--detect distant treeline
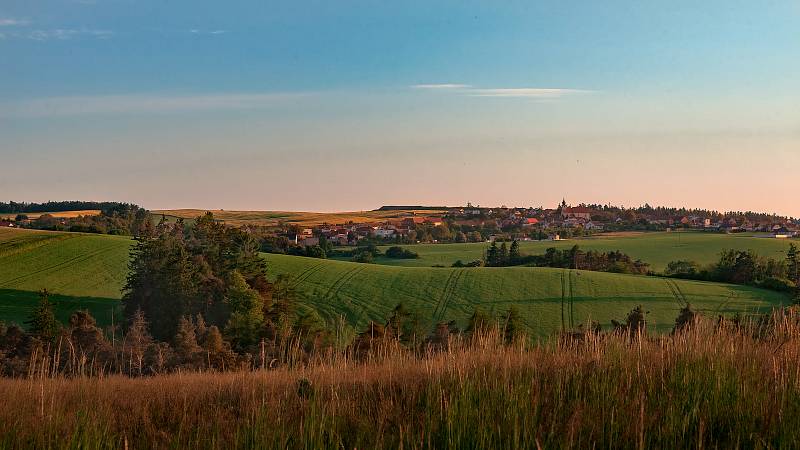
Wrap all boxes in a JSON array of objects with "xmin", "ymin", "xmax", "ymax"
[
  {"xmin": 476, "ymin": 241, "xmax": 650, "ymax": 275},
  {"xmin": 573, "ymin": 203, "xmax": 793, "ymax": 223},
  {"xmin": 0, "ymin": 201, "xmax": 137, "ymax": 214},
  {"xmin": 376, "ymin": 206, "xmax": 449, "ymax": 211},
  {"xmin": 665, "ymin": 244, "xmax": 800, "ymax": 296}
]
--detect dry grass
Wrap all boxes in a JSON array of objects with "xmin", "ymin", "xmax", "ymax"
[
  {"xmin": 4, "ymin": 315, "xmax": 800, "ymax": 449},
  {"xmin": 153, "ymin": 209, "xmax": 447, "ymax": 227},
  {"xmin": 0, "ymin": 210, "xmax": 101, "ymax": 220}
]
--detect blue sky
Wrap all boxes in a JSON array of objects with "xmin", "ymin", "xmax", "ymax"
[{"xmin": 1, "ymin": 1, "xmax": 798, "ymax": 214}]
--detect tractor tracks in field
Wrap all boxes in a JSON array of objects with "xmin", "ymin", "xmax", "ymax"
[
  {"xmin": 663, "ymin": 278, "xmax": 688, "ymax": 308},
  {"xmin": 433, "ymin": 269, "xmax": 465, "ymax": 323},
  {"xmin": 0, "ymin": 241, "xmax": 120, "ymax": 288},
  {"xmin": 289, "ymin": 261, "xmax": 327, "ymax": 288},
  {"xmin": 321, "ymin": 265, "xmax": 367, "ymax": 302}
]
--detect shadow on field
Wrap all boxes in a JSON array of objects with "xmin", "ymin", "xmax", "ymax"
[{"xmin": 0, "ymin": 289, "xmax": 120, "ymax": 329}]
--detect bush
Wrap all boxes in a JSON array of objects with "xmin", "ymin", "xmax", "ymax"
[
  {"xmin": 385, "ymin": 246, "xmax": 419, "ymax": 259},
  {"xmin": 758, "ymin": 277, "xmax": 797, "ymax": 293}
]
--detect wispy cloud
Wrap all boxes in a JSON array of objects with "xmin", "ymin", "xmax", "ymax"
[
  {"xmin": 0, "ymin": 18, "xmax": 30, "ymax": 26},
  {"xmin": 0, "ymin": 28, "xmax": 112, "ymax": 40},
  {"xmin": 189, "ymin": 29, "xmax": 228, "ymax": 35},
  {"xmin": 411, "ymin": 83, "xmax": 592, "ymax": 99},
  {"xmin": 469, "ymin": 88, "xmax": 589, "ymax": 98},
  {"xmin": 1, "ymin": 92, "xmax": 310, "ymax": 118},
  {"xmin": 411, "ymin": 84, "xmax": 471, "ymax": 89}
]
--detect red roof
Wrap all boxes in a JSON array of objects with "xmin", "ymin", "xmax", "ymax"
[
  {"xmin": 563, "ymin": 206, "xmax": 594, "ymax": 214},
  {"xmin": 525, "ymin": 218, "xmax": 539, "ymax": 224}
]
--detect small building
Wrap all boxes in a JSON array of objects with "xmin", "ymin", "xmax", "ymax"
[{"xmin": 561, "ymin": 206, "xmax": 593, "ymax": 220}]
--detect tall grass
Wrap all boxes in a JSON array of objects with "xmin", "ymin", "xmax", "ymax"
[{"xmin": 4, "ymin": 313, "xmax": 800, "ymax": 449}]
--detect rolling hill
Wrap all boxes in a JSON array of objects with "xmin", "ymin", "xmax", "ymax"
[
  {"xmin": 263, "ymin": 253, "xmax": 788, "ymax": 336},
  {"xmin": 352, "ymin": 232, "xmax": 796, "ymax": 272},
  {"xmin": 0, "ymin": 228, "xmax": 791, "ymax": 336}
]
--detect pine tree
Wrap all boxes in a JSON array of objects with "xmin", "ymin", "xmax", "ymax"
[
  {"xmin": 485, "ymin": 241, "xmax": 499, "ymax": 267},
  {"xmin": 509, "ymin": 240, "xmax": 521, "ymax": 264},
  {"xmin": 224, "ymin": 271, "xmax": 264, "ymax": 351},
  {"xmin": 499, "ymin": 242, "xmax": 509, "ymax": 266},
  {"xmin": 466, "ymin": 308, "xmax": 493, "ymax": 337},
  {"xmin": 502, "ymin": 307, "xmax": 523, "ymax": 344},
  {"xmin": 26, "ymin": 289, "xmax": 60, "ymax": 343},
  {"xmin": 787, "ymin": 243, "xmax": 799, "ymax": 283}
]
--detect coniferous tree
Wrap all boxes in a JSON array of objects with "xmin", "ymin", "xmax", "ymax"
[
  {"xmin": 501, "ymin": 306, "xmax": 523, "ymax": 344},
  {"xmin": 499, "ymin": 242, "xmax": 509, "ymax": 266},
  {"xmin": 509, "ymin": 240, "xmax": 521, "ymax": 264},
  {"xmin": 466, "ymin": 308, "xmax": 493, "ymax": 337},
  {"xmin": 224, "ymin": 271, "xmax": 265, "ymax": 350},
  {"xmin": 787, "ymin": 244, "xmax": 799, "ymax": 283},
  {"xmin": 25, "ymin": 289, "xmax": 59, "ymax": 343}
]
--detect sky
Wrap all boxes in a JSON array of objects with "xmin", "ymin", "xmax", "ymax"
[{"xmin": 1, "ymin": 1, "xmax": 798, "ymax": 216}]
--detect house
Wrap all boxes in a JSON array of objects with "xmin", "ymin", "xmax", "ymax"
[
  {"xmin": 0, "ymin": 221, "xmax": 14, "ymax": 228},
  {"xmin": 584, "ymin": 221, "xmax": 604, "ymax": 231},
  {"xmin": 374, "ymin": 228, "xmax": 396, "ymax": 238},
  {"xmin": 561, "ymin": 206, "xmax": 593, "ymax": 220},
  {"xmin": 772, "ymin": 228, "xmax": 797, "ymax": 239},
  {"xmin": 522, "ymin": 218, "xmax": 539, "ymax": 227},
  {"xmin": 298, "ymin": 236, "xmax": 320, "ymax": 247}
]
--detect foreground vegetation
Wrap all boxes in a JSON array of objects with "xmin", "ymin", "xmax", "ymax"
[{"xmin": 4, "ymin": 312, "xmax": 800, "ymax": 448}]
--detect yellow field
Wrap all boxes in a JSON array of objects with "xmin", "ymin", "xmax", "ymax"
[
  {"xmin": 0, "ymin": 210, "xmax": 101, "ymax": 220},
  {"xmin": 153, "ymin": 209, "xmax": 448, "ymax": 226}
]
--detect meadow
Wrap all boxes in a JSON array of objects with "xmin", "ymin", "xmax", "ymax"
[
  {"xmin": 4, "ymin": 316, "xmax": 800, "ymax": 449},
  {"xmin": 153, "ymin": 208, "xmax": 447, "ymax": 227},
  {"xmin": 0, "ymin": 228, "xmax": 792, "ymax": 336},
  {"xmin": 0, "ymin": 228, "xmax": 129, "ymax": 327},
  {"xmin": 357, "ymin": 232, "xmax": 795, "ymax": 271},
  {"xmin": 0, "ymin": 210, "xmax": 101, "ymax": 220},
  {"xmin": 263, "ymin": 253, "xmax": 787, "ymax": 336}
]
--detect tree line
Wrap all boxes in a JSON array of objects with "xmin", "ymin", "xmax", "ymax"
[
  {"xmin": 665, "ymin": 244, "xmax": 800, "ymax": 298},
  {"xmin": 478, "ymin": 241, "xmax": 650, "ymax": 275}
]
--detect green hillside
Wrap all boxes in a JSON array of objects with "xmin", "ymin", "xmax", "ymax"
[
  {"xmin": 263, "ymin": 253, "xmax": 788, "ymax": 337},
  {"xmin": 350, "ymin": 232, "xmax": 796, "ymax": 271},
  {"xmin": 0, "ymin": 228, "xmax": 790, "ymax": 336},
  {"xmin": 0, "ymin": 228, "xmax": 130, "ymax": 326}
]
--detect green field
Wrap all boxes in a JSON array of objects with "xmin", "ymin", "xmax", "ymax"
[
  {"xmin": 350, "ymin": 232, "xmax": 796, "ymax": 271},
  {"xmin": 263, "ymin": 253, "xmax": 788, "ymax": 336},
  {"xmin": 0, "ymin": 228, "xmax": 791, "ymax": 336},
  {"xmin": 0, "ymin": 228, "xmax": 130, "ymax": 327}
]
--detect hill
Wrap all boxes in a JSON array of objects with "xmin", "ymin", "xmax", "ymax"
[
  {"xmin": 153, "ymin": 208, "xmax": 447, "ymax": 227},
  {"xmin": 351, "ymin": 232, "xmax": 796, "ymax": 272},
  {"xmin": 0, "ymin": 228, "xmax": 790, "ymax": 336},
  {"xmin": 263, "ymin": 253, "xmax": 788, "ymax": 336},
  {"xmin": 0, "ymin": 228, "xmax": 130, "ymax": 326}
]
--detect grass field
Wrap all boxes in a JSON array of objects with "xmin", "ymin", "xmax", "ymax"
[
  {"xmin": 350, "ymin": 232, "xmax": 797, "ymax": 271},
  {"xmin": 153, "ymin": 208, "xmax": 447, "ymax": 227},
  {"xmin": 263, "ymin": 253, "xmax": 788, "ymax": 336},
  {"xmin": 0, "ymin": 228, "xmax": 129, "ymax": 327},
  {"xmin": 0, "ymin": 228, "xmax": 790, "ymax": 336},
  {"xmin": 0, "ymin": 210, "xmax": 101, "ymax": 220}
]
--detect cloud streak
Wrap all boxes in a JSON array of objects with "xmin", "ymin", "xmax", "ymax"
[
  {"xmin": 0, "ymin": 92, "xmax": 310, "ymax": 118},
  {"xmin": 0, "ymin": 18, "xmax": 29, "ymax": 26},
  {"xmin": 0, "ymin": 28, "xmax": 113, "ymax": 40},
  {"xmin": 411, "ymin": 83, "xmax": 592, "ymax": 99}
]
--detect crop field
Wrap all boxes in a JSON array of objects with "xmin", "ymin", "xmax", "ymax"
[
  {"xmin": 0, "ymin": 228, "xmax": 129, "ymax": 327},
  {"xmin": 353, "ymin": 232, "xmax": 796, "ymax": 271},
  {"xmin": 0, "ymin": 228, "xmax": 791, "ymax": 336},
  {"xmin": 153, "ymin": 208, "xmax": 447, "ymax": 227},
  {"xmin": 263, "ymin": 253, "xmax": 788, "ymax": 337},
  {"xmin": 0, "ymin": 210, "xmax": 101, "ymax": 220}
]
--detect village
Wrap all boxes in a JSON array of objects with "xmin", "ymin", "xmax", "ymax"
[{"xmin": 281, "ymin": 202, "xmax": 800, "ymax": 248}]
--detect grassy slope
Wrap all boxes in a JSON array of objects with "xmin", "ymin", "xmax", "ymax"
[
  {"xmin": 352, "ymin": 232, "xmax": 796, "ymax": 271},
  {"xmin": 0, "ymin": 228, "xmax": 789, "ymax": 336},
  {"xmin": 0, "ymin": 228, "xmax": 130, "ymax": 326},
  {"xmin": 263, "ymin": 253, "xmax": 788, "ymax": 336},
  {"xmin": 153, "ymin": 209, "xmax": 447, "ymax": 227}
]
